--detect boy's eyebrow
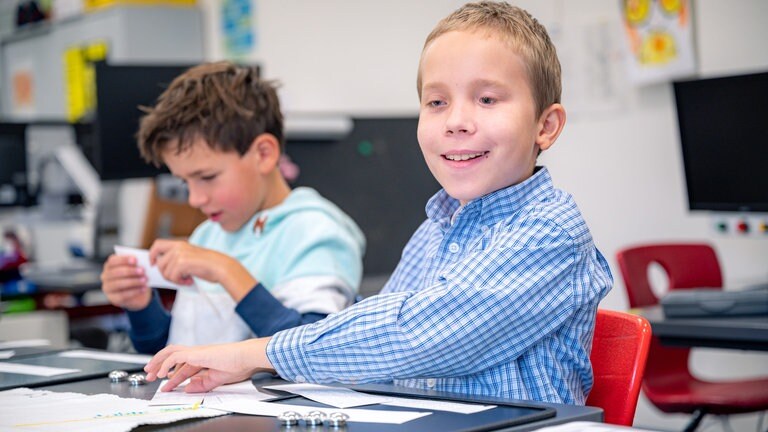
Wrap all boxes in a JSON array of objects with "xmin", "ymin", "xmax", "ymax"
[
  {"xmin": 472, "ymin": 78, "xmax": 507, "ymax": 89},
  {"xmin": 420, "ymin": 82, "xmax": 447, "ymax": 94},
  {"xmin": 183, "ymin": 169, "xmax": 214, "ymax": 178},
  {"xmin": 421, "ymin": 79, "xmax": 509, "ymax": 94}
]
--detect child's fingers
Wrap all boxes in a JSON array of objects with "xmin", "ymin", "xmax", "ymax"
[
  {"xmin": 145, "ymin": 344, "xmax": 185, "ymax": 380},
  {"xmin": 185, "ymin": 373, "xmax": 222, "ymax": 393},
  {"xmin": 149, "ymin": 239, "xmax": 174, "ymax": 265},
  {"xmin": 162, "ymin": 363, "xmax": 203, "ymax": 392}
]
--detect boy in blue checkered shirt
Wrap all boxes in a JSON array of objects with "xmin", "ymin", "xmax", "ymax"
[{"xmin": 145, "ymin": 1, "xmax": 612, "ymax": 404}]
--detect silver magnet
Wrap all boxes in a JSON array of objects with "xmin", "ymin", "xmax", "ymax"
[
  {"xmin": 277, "ymin": 411, "xmax": 301, "ymax": 427},
  {"xmin": 128, "ymin": 373, "xmax": 147, "ymax": 386},
  {"xmin": 108, "ymin": 370, "xmax": 128, "ymax": 383},
  {"xmin": 304, "ymin": 410, "xmax": 327, "ymax": 426},
  {"xmin": 327, "ymin": 412, "xmax": 349, "ymax": 427}
]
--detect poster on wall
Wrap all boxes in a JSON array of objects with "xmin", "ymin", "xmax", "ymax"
[
  {"xmin": 221, "ymin": 0, "xmax": 256, "ymax": 59},
  {"xmin": 62, "ymin": 40, "xmax": 108, "ymax": 122},
  {"xmin": 620, "ymin": 0, "xmax": 696, "ymax": 86},
  {"xmin": 11, "ymin": 63, "xmax": 36, "ymax": 116}
]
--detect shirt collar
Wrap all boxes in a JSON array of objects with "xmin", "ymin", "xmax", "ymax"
[{"xmin": 425, "ymin": 166, "xmax": 554, "ymax": 228}]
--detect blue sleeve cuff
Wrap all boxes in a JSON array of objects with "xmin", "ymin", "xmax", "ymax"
[
  {"xmin": 236, "ymin": 283, "xmax": 326, "ymax": 337},
  {"xmin": 126, "ymin": 290, "xmax": 171, "ymax": 354}
]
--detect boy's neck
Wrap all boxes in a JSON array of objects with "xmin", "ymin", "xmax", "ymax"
[{"xmin": 259, "ymin": 171, "xmax": 292, "ymax": 211}]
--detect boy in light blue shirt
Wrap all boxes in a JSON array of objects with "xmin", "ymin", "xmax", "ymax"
[
  {"xmin": 145, "ymin": 2, "xmax": 612, "ymax": 404},
  {"xmin": 100, "ymin": 62, "xmax": 365, "ymax": 354}
]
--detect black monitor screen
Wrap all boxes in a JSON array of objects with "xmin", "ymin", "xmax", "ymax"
[
  {"xmin": 0, "ymin": 123, "xmax": 30, "ymax": 206},
  {"xmin": 674, "ymin": 71, "xmax": 768, "ymax": 212},
  {"xmin": 89, "ymin": 62, "xmax": 194, "ymax": 180},
  {"xmin": 287, "ymin": 118, "xmax": 439, "ymax": 275}
]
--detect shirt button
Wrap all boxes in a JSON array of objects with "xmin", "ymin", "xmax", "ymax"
[
  {"xmin": 448, "ymin": 242, "xmax": 460, "ymax": 253},
  {"xmin": 295, "ymin": 375, "xmax": 306, "ymax": 383},
  {"xmin": 481, "ymin": 226, "xmax": 489, "ymax": 233},
  {"xmin": 426, "ymin": 378, "xmax": 437, "ymax": 388}
]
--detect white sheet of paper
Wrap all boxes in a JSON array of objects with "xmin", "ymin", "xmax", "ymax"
[
  {"xmin": 114, "ymin": 245, "xmax": 197, "ymax": 290},
  {"xmin": 381, "ymin": 395, "xmax": 496, "ymax": 414},
  {"xmin": 0, "ymin": 387, "xmax": 226, "ymax": 432},
  {"xmin": 201, "ymin": 380, "xmax": 278, "ymax": 405},
  {"xmin": 264, "ymin": 383, "xmax": 390, "ymax": 408},
  {"xmin": 0, "ymin": 362, "xmax": 79, "ymax": 377},
  {"xmin": 0, "ymin": 339, "xmax": 50, "ymax": 349},
  {"xmin": 0, "ymin": 350, "xmax": 15, "ymax": 359},
  {"xmin": 535, "ymin": 421, "xmax": 658, "ymax": 432},
  {"xmin": 205, "ymin": 400, "xmax": 430, "ymax": 424},
  {"xmin": 58, "ymin": 350, "xmax": 152, "ymax": 364},
  {"xmin": 151, "ymin": 379, "xmax": 276, "ymax": 407},
  {"xmin": 150, "ymin": 385, "xmax": 204, "ymax": 407}
]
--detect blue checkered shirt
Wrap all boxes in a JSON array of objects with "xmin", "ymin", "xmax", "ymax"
[{"xmin": 267, "ymin": 167, "xmax": 612, "ymax": 404}]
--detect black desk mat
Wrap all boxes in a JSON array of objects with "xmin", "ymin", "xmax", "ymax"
[{"xmin": 0, "ymin": 349, "xmax": 146, "ymax": 391}]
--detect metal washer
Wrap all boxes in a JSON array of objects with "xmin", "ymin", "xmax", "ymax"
[
  {"xmin": 128, "ymin": 373, "xmax": 147, "ymax": 386},
  {"xmin": 108, "ymin": 370, "xmax": 128, "ymax": 383}
]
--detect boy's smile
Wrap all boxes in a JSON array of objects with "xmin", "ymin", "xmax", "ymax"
[{"xmin": 417, "ymin": 29, "xmax": 558, "ymax": 205}]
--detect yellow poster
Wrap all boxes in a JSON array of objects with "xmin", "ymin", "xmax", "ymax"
[
  {"xmin": 620, "ymin": 0, "xmax": 696, "ymax": 85},
  {"xmin": 63, "ymin": 40, "xmax": 108, "ymax": 122}
]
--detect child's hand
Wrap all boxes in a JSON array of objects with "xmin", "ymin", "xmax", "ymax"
[
  {"xmin": 100, "ymin": 254, "xmax": 151, "ymax": 311},
  {"xmin": 144, "ymin": 338, "xmax": 275, "ymax": 393},
  {"xmin": 148, "ymin": 239, "xmax": 225, "ymax": 285},
  {"xmin": 148, "ymin": 239, "xmax": 257, "ymax": 301}
]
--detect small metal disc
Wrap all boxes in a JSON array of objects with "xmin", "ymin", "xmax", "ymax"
[
  {"xmin": 277, "ymin": 411, "xmax": 301, "ymax": 426},
  {"xmin": 304, "ymin": 410, "xmax": 327, "ymax": 426},
  {"xmin": 327, "ymin": 412, "xmax": 349, "ymax": 427},
  {"xmin": 108, "ymin": 370, "xmax": 128, "ymax": 383},
  {"xmin": 128, "ymin": 373, "xmax": 147, "ymax": 386}
]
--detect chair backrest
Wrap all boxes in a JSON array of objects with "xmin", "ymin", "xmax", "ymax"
[
  {"xmin": 616, "ymin": 244, "xmax": 723, "ymax": 308},
  {"xmin": 586, "ymin": 309, "xmax": 652, "ymax": 426}
]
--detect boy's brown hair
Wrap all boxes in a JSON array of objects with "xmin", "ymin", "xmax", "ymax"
[
  {"xmin": 417, "ymin": 1, "xmax": 561, "ymax": 118},
  {"xmin": 137, "ymin": 61, "xmax": 284, "ymax": 166}
]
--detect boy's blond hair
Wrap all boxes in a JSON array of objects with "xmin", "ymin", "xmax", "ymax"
[
  {"xmin": 417, "ymin": 1, "xmax": 561, "ymax": 117},
  {"xmin": 137, "ymin": 61, "xmax": 284, "ymax": 166}
]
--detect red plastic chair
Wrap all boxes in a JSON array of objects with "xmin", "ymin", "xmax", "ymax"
[
  {"xmin": 616, "ymin": 243, "xmax": 768, "ymax": 432},
  {"xmin": 586, "ymin": 309, "xmax": 652, "ymax": 426}
]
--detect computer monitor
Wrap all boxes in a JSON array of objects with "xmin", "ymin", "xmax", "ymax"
[
  {"xmin": 0, "ymin": 122, "xmax": 31, "ymax": 207},
  {"xmin": 85, "ymin": 62, "xmax": 195, "ymax": 180},
  {"xmin": 674, "ymin": 71, "xmax": 768, "ymax": 212}
]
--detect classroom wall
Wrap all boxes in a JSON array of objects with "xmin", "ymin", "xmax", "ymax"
[{"xmin": 197, "ymin": 1, "xmax": 768, "ymax": 430}]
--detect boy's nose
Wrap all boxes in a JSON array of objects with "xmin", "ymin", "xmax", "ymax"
[
  {"xmin": 187, "ymin": 187, "xmax": 207, "ymax": 208},
  {"xmin": 444, "ymin": 103, "xmax": 475, "ymax": 135}
]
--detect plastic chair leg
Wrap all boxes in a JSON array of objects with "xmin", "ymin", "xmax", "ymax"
[{"xmin": 683, "ymin": 408, "xmax": 707, "ymax": 432}]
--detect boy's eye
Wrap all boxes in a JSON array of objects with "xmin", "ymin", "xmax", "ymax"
[
  {"xmin": 426, "ymin": 100, "xmax": 445, "ymax": 108},
  {"xmin": 200, "ymin": 174, "xmax": 217, "ymax": 181},
  {"xmin": 479, "ymin": 96, "xmax": 496, "ymax": 105}
]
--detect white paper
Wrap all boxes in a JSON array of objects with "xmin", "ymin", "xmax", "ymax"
[
  {"xmin": 0, "ymin": 388, "xmax": 226, "ymax": 432},
  {"xmin": 0, "ymin": 350, "xmax": 15, "ymax": 359},
  {"xmin": 536, "ymin": 421, "xmax": 657, "ymax": 431},
  {"xmin": 114, "ymin": 245, "xmax": 197, "ymax": 290},
  {"xmin": 150, "ymin": 379, "xmax": 204, "ymax": 406},
  {"xmin": 381, "ymin": 395, "xmax": 496, "ymax": 414},
  {"xmin": 205, "ymin": 400, "xmax": 430, "ymax": 424},
  {"xmin": 264, "ymin": 383, "xmax": 390, "ymax": 408},
  {"xmin": 151, "ymin": 379, "xmax": 276, "ymax": 407},
  {"xmin": 0, "ymin": 339, "xmax": 50, "ymax": 349},
  {"xmin": 201, "ymin": 380, "xmax": 278, "ymax": 405},
  {"xmin": 0, "ymin": 362, "xmax": 79, "ymax": 377},
  {"xmin": 58, "ymin": 350, "xmax": 152, "ymax": 364}
]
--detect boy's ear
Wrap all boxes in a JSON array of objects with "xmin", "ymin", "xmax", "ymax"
[
  {"xmin": 535, "ymin": 103, "xmax": 566, "ymax": 152},
  {"xmin": 248, "ymin": 133, "xmax": 281, "ymax": 173}
]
